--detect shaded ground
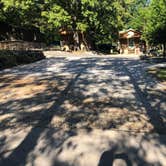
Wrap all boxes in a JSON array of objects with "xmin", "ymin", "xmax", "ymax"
[
  {"xmin": 0, "ymin": 54, "xmax": 166, "ymax": 166},
  {"xmin": 148, "ymin": 67, "xmax": 166, "ymax": 82}
]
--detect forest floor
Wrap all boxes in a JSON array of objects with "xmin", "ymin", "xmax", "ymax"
[{"xmin": 0, "ymin": 53, "xmax": 166, "ymax": 166}]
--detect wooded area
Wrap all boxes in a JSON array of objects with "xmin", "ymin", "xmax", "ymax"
[
  {"xmin": 0, "ymin": 0, "xmax": 165, "ymax": 54},
  {"xmin": 0, "ymin": 1, "xmax": 166, "ymax": 165}
]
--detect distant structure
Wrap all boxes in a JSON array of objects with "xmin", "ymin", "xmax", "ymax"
[
  {"xmin": 119, "ymin": 29, "xmax": 146, "ymax": 54},
  {"xmin": 59, "ymin": 28, "xmax": 90, "ymax": 51},
  {"xmin": 0, "ymin": 21, "xmax": 45, "ymax": 50}
]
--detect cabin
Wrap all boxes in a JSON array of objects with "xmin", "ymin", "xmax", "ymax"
[
  {"xmin": 119, "ymin": 29, "xmax": 146, "ymax": 54},
  {"xmin": 59, "ymin": 29, "xmax": 90, "ymax": 51}
]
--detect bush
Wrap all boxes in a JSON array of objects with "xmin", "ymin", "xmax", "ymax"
[
  {"xmin": 139, "ymin": 54, "xmax": 149, "ymax": 60},
  {"xmin": 96, "ymin": 44, "xmax": 120, "ymax": 54},
  {"xmin": 0, "ymin": 50, "xmax": 45, "ymax": 70}
]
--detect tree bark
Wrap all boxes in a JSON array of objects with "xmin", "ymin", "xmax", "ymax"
[
  {"xmin": 73, "ymin": 30, "xmax": 80, "ymax": 51},
  {"xmin": 163, "ymin": 43, "xmax": 166, "ymax": 57},
  {"xmin": 81, "ymin": 32, "xmax": 89, "ymax": 51}
]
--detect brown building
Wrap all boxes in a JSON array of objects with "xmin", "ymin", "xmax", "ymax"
[
  {"xmin": 119, "ymin": 29, "xmax": 146, "ymax": 54},
  {"xmin": 59, "ymin": 29, "xmax": 91, "ymax": 51}
]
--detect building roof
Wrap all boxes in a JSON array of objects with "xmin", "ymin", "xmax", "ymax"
[{"xmin": 119, "ymin": 29, "xmax": 141, "ymax": 39}]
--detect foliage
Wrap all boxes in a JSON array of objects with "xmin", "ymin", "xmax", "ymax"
[
  {"xmin": 123, "ymin": 0, "xmax": 149, "ymax": 29},
  {"xmin": 0, "ymin": 50, "xmax": 45, "ymax": 69},
  {"xmin": 122, "ymin": 0, "xmax": 166, "ymax": 55},
  {"xmin": 148, "ymin": 67, "xmax": 166, "ymax": 81},
  {"xmin": 0, "ymin": 0, "xmax": 166, "ymax": 50},
  {"xmin": 144, "ymin": 0, "xmax": 166, "ymax": 45},
  {"xmin": 0, "ymin": 0, "xmax": 126, "ymax": 46},
  {"xmin": 40, "ymin": 0, "xmax": 124, "ymax": 46}
]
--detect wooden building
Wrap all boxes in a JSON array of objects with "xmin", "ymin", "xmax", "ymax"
[
  {"xmin": 119, "ymin": 29, "xmax": 146, "ymax": 54},
  {"xmin": 59, "ymin": 29, "xmax": 89, "ymax": 51}
]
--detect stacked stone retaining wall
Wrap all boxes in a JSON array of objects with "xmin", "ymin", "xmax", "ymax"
[{"xmin": 0, "ymin": 41, "xmax": 45, "ymax": 50}]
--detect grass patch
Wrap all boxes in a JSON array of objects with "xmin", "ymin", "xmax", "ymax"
[
  {"xmin": 157, "ymin": 68, "xmax": 166, "ymax": 80},
  {"xmin": 148, "ymin": 67, "xmax": 166, "ymax": 81},
  {"xmin": 140, "ymin": 55, "xmax": 166, "ymax": 63}
]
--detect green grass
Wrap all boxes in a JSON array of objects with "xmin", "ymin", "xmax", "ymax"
[
  {"xmin": 156, "ymin": 68, "xmax": 166, "ymax": 80},
  {"xmin": 148, "ymin": 67, "xmax": 166, "ymax": 81}
]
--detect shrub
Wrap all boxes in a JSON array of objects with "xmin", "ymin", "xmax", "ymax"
[{"xmin": 0, "ymin": 50, "xmax": 45, "ymax": 70}]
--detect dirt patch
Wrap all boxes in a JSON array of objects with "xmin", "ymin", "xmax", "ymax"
[{"xmin": 0, "ymin": 75, "xmax": 54, "ymax": 103}]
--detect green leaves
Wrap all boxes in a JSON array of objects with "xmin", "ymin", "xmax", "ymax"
[
  {"xmin": 41, "ymin": 4, "xmax": 71, "ymax": 28},
  {"xmin": 142, "ymin": 0, "xmax": 166, "ymax": 44},
  {"xmin": 0, "ymin": 0, "xmax": 144, "ymax": 44},
  {"xmin": 121, "ymin": 0, "xmax": 166, "ymax": 47}
]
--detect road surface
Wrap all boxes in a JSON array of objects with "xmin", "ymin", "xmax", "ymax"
[{"xmin": 0, "ymin": 53, "xmax": 166, "ymax": 166}]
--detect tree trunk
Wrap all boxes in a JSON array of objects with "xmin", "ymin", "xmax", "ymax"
[
  {"xmin": 81, "ymin": 32, "xmax": 89, "ymax": 51},
  {"xmin": 73, "ymin": 30, "xmax": 80, "ymax": 51},
  {"xmin": 85, "ymin": 32, "xmax": 96, "ymax": 50},
  {"xmin": 163, "ymin": 43, "xmax": 166, "ymax": 57}
]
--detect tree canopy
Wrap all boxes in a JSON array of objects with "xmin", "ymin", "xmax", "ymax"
[
  {"xmin": 0, "ymin": 0, "xmax": 126, "ymax": 46},
  {"xmin": 125, "ymin": 0, "xmax": 166, "ymax": 54},
  {"xmin": 0, "ymin": 0, "xmax": 166, "ymax": 52}
]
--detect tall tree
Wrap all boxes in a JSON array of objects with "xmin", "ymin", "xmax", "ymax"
[
  {"xmin": 121, "ymin": 0, "xmax": 166, "ymax": 56},
  {"xmin": 41, "ymin": 0, "xmax": 124, "ymax": 49},
  {"xmin": 1, "ymin": 0, "xmax": 144, "ymax": 49},
  {"xmin": 121, "ymin": 0, "xmax": 149, "ymax": 30},
  {"xmin": 142, "ymin": 0, "xmax": 166, "ymax": 55}
]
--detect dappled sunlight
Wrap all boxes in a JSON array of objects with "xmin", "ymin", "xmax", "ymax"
[
  {"xmin": 0, "ymin": 127, "xmax": 31, "ymax": 158},
  {"xmin": 0, "ymin": 61, "xmax": 72, "ymax": 132},
  {"xmin": 0, "ymin": 56, "xmax": 165, "ymax": 165},
  {"xmin": 0, "ymin": 76, "xmax": 48, "ymax": 102},
  {"xmin": 54, "ymin": 98, "xmax": 153, "ymax": 133},
  {"xmin": 54, "ymin": 130, "xmax": 166, "ymax": 166}
]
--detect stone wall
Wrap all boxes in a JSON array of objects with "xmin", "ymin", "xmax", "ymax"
[
  {"xmin": 0, "ymin": 21, "xmax": 44, "ymax": 42},
  {"xmin": 0, "ymin": 41, "xmax": 45, "ymax": 50}
]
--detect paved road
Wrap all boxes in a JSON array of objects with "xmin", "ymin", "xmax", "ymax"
[{"xmin": 0, "ymin": 54, "xmax": 166, "ymax": 166}]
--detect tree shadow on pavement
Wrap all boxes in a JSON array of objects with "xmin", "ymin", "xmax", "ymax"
[
  {"xmin": 0, "ymin": 58, "xmax": 90, "ymax": 166},
  {"xmin": 0, "ymin": 57, "xmax": 165, "ymax": 166},
  {"xmin": 98, "ymin": 148, "xmax": 132, "ymax": 166}
]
